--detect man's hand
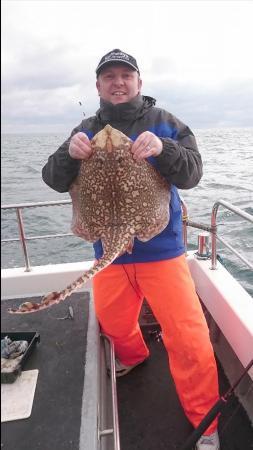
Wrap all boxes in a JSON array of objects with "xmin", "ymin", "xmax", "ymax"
[
  {"xmin": 131, "ymin": 131, "xmax": 163, "ymax": 161},
  {"xmin": 69, "ymin": 132, "xmax": 93, "ymax": 160}
]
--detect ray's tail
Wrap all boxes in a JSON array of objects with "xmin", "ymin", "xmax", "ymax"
[{"xmin": 7, "ymin": 236, "xmax": 131, "ymax": 314}]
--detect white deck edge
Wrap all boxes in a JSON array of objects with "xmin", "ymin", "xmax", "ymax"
[
  {"xmin": 187, "ymin": 253, "xmax": 253, "ymax": 380},
  {"xmin": 79, "ymin": 292, "xmax": 100, "ymax": 450},
  {"xmin": 1, "ymin": 253, "xmax": 253, "ymax": 380},
  {"xmin": 1, "ymin": 261, "xmax": 94, "ymax": 300}
]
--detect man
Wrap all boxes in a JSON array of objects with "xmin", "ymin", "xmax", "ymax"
[{"xmin": 42, "ymin": 49, "xmax": 220, "ymax": 450}]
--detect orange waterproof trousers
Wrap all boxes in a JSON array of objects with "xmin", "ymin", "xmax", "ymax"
[{"xmin": 93, "ymin": 254, "xmax": 219, "ymax": 434}]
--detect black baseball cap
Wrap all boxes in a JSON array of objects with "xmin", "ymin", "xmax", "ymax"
[{"xmin": 96, "ymin": 49, "xmax": 140, "ymax": 76}]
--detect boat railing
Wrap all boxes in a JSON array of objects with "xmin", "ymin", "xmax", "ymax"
[
  {"xmin": 181, "ymin": 198, "xmax": 253, "ymax": 270},
  {"xmin": 1, "ymin": 200, "xmax": 73, "ymax": 272},
  {"xmin": 1, "ymin": 198, "xmax": 253, "ymax": 272},
  {"xmin": 100, "ymin": 334, "xmax": 121, "ymax": 450}
]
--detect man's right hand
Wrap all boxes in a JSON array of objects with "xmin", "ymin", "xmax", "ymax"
[{"xmin": 69, "ymin": 132, "xmax": 93, "ymax": 160}]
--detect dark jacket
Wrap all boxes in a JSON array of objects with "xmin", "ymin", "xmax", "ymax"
[{"xmin": 42, "ymin": 95, "xmax": 202, "ymax": 263}]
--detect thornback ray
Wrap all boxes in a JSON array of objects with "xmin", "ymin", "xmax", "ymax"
[{"xmin": 8, "ymin": 125, "xmax": 170, "ymax": 314}]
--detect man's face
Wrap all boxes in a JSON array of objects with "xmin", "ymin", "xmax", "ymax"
[{"xmin": 96, "ymin": 64, "xmax": 142, "ymax": 105}]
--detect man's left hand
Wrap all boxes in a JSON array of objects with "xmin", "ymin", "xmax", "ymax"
[{"xmin": 131, "ymin": 132, "xmax": 163, "ymax": 161}]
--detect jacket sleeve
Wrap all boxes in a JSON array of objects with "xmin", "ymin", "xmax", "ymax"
[
  {"xmin": 155, "ymin": 116, "xmax": 203, "ymax": 189},
  {"xmin": 42, "ymin": 123, "xmax": 83, "ymax": 193}
]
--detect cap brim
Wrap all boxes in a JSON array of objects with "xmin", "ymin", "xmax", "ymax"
[{"xmin": 96, "ymin": 60, "xmax": 139, "ymax": 75}]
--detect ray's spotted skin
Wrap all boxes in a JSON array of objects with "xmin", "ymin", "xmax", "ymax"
[{"xmin": 8, "ymin": 125, "xmax": 170, "ymax": 314}]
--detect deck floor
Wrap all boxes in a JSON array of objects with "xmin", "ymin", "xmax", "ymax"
[
  {"xmin": 117, "ymin": 327, "xmax": 253, "ymax": 450},
  {"xmin": 1, "ymin": 293, "xmax": 90, "ymax": 450},
  {"xmin": 1, "ymin": 294, "xmax": 253, "ymax": 450}
]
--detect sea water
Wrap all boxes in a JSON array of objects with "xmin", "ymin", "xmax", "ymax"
[{"xmin": 1, "ymin": 127, "xmax": 253, "ymax": 295}]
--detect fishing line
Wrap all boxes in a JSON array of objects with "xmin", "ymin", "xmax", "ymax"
[
  {"xmin": 179, "ymin": 359, "xmax": 253, "ymax": 450},
  {"xmin": 219, "ymin": 381, "xmax": 253, "ymax": 436},
  {"xmin": 79, "ymin": 101, "xmax": 85, "ymax": 117}
]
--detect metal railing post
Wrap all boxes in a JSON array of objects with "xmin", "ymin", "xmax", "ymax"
[
  {"xmin": 211, "ymin": 203, "xmax": 219, "ymax": 270},
  {"xmin": 16, "ymin": 207, "xmax": 31, "ymax": 272},
  {"xmin": 180, "ymin": 198, "xmax": 188, "ymax": 254}
]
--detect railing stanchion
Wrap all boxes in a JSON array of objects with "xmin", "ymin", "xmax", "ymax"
[
  {"xmin": 211, "ymin": 203, "xmax": 219, "ymax": 270},
  {"xmin": 16, "ymin": 207, "xmax": 31, "ymax": 272},
  {"xmin": 180, "ymin": 198, "xmax": 188, "ymax": 254}
]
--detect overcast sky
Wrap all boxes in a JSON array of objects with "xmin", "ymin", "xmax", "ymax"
[{"xmin": 2, "ymin": 0, "xmax": 253, "ymax": 133}]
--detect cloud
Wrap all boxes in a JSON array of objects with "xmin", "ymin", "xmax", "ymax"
[
  {"xmin": 2, "ymin": 39, "xmax": 99, "ymax": 133},
  {"xmin": 3, "ymin": 74, "xmax": 253, "ymax": 133},
  {"xmin": 2, "ymin": 0, "xmax": 253, "ymax": 133},
  {"xmin": 146, "ymin": 78, "xmax": 253, "ymax": 129},
  {"xmin": 1, "ymin": 84, "xmax": 97, "ymax": 133},
  {"xmin": 2, "ymin": 41, "xmax": 90, "ymax": 92}
]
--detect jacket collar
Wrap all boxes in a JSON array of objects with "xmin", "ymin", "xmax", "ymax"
[{"xmin": 96, "ymin": 94, "xmax": 155, "ymax": 124}]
